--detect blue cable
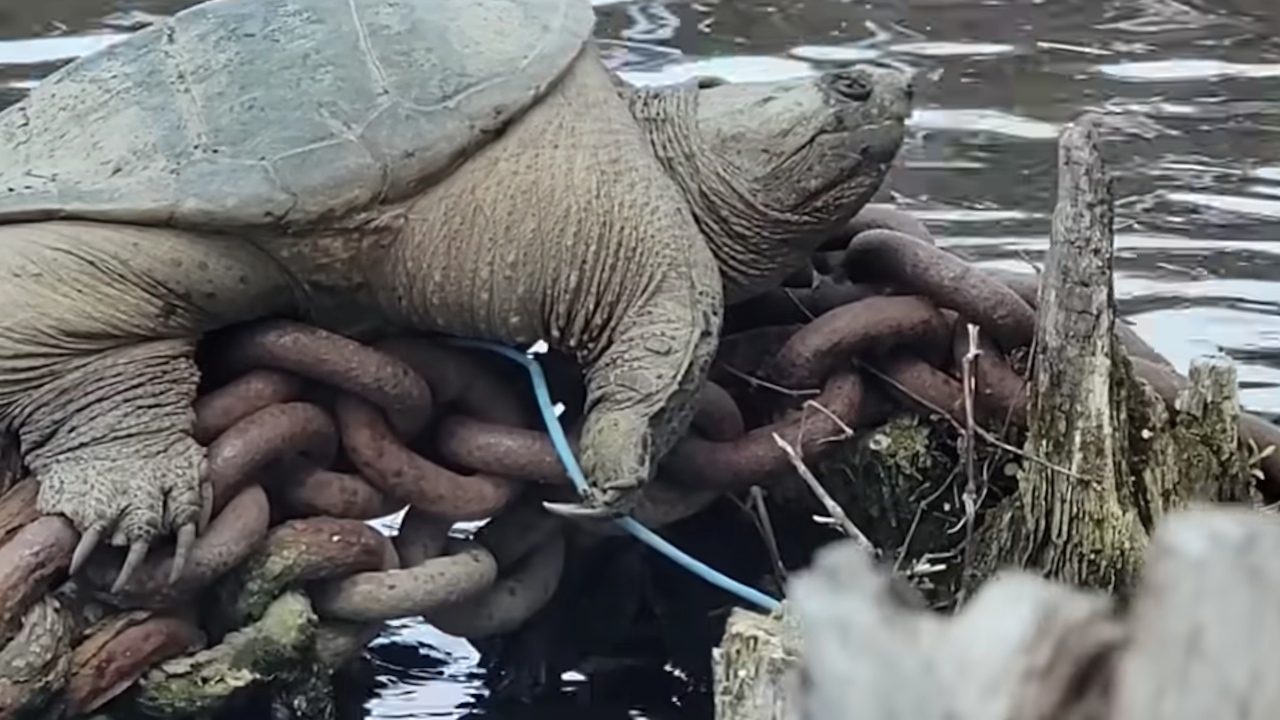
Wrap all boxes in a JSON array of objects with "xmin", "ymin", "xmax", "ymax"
[{"xmin": 445, "ymin": 337, "xmax": 782, "ymax": 613}]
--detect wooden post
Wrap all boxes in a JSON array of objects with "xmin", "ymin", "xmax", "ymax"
[
  {"xmin": 962, "ymin": 114, "xmax": 1254, "ymax": 595},
  {"xmin": 1113, "ymin": 507, "xmax": 1280, "ymax": 720},
  {"xmin": 788, "ymin": 536, "xmax": 1119, "ymax": 720}
]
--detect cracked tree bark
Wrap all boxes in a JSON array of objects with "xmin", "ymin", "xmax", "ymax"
[{"xmin": 960, "ymin": 113, "xmax": 1254, "ymax": 596}]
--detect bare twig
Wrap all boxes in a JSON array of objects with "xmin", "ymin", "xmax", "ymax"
[
  {"xmin": 952, "ymin": 323, "xmax": 984, "ymax": 535},
  {"xmin": 729, "ymin": 487, "xmax": 789, "ymax": 592},
  {"xmin": 787, "ymin": 396, "xmax": 857, "ymax": 467},
  {"xmin": 772, "ymin": 431, "xmax": 875, "ymax": 553},
  {"xmin": 717, "ymin": 363, "xmax": 821, "ymax": 398},
  {"xmin": 782, "ymin": 287, "xmax": 819, "ymax": 321},
  {"xmin": 803, "ymin": 398, "xmax": 857, "ymax": 440},
  {"xmin": 893, "ymin": 466, "xmax": 961, "ymax": 574},
  {"xmin": 749, "ymin": 486, "xmax": 788, "ymax": 589},
  {"xmin": 1014, "ymin": 248, "xmax": 1043, "ymax": 276}
]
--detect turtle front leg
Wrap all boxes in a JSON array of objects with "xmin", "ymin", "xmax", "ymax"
[
  {"xmin": 0, "ymin": 221, "xmax": 297, "ymax": 590},
  {"xmin": 546, "ymin": 273, "xmax": 723, "ymax": 520}
]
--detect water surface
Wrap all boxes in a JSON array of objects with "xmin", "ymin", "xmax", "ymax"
[{"xmin": 3, "ymin": 0, "xmax": 1279, "ymax": 716}]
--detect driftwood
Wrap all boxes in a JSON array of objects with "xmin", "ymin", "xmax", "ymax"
[
  {"xmin": 718, "ymin": 504, "xmax": 1280, "ymax": 720},
  {"xmin": 766, "ymin": 504, "xmax": 1279, "ymax": 720},
  {"xmin": 712, "ymin": 605, "xmax": 803, "ymax": 720}
]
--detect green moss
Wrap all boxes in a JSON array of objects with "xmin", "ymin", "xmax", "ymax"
[
  {"xmin": 864, "ymin": 415, "xmax": 939, "ymax": 480},
  {"xmin": 812, "ymin": 416, "xmax": 935, "ymax": 522},
  {"xmin": 965, "ymin": 354, "xmax": 1255, "ymax": 602},
  {"xmin": 786, "ymin": 415, "xmax": 973, "ymax": 605},
  {"xmin": 133, "ymin": 592, "xmax": 319, "ymax": 718}
]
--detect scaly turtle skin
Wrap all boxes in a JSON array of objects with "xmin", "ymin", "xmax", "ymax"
[
  {"xmin": 625, "ymin": 71, "xmax": 913, "ymax": 304},
  {"xmin": 0, "ymin": 0, "xmax": 912, "ymax": 591}
]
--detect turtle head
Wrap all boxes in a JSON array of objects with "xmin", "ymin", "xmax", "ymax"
[
  {"xmin": 625, "ymin": 64, "xmax": 913, "ymax": 302},
  {"xmin": 695, "ymin": 65, "xmax": 913, "ymax": 227}
]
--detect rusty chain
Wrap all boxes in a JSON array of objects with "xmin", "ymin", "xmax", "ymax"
[{"xmin": 3, "ymin": 204, "xmax": 1279, "ymax": 719}]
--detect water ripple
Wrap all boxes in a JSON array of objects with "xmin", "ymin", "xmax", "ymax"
[{"xmin": 1097, "ymin": 58, "xmax": 1280, "ymax": 81}]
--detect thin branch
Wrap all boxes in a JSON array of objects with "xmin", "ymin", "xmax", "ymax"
[
  {"xmin": 893, "ymin": 466, "xmax": 961, "ymax": 574},
  {"xmin": 782, "ymin": 287, "xmax": 819, "ymax": 321},
  {"xmin": 717, "ymin": 363, "xmax": 821, "ymax": 398},
  {"xmin": 803, "ymin": 398, "xmax": 857, "ymax": 440},
  {"xmin": 952, "ymin": 323, "xmax": 983, "ymax": 535},
  {"xmin": 749, "ymin": 486, "xmax": 788, "ymax": 589},
  {"xmin": 772, "ymin": 431, "xmax": 875, "ymax": 553}
]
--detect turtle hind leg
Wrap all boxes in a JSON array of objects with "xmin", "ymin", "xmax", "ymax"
[{"xmin": 22, "ymin": 339, "xmax": 206, "ymax": 592}]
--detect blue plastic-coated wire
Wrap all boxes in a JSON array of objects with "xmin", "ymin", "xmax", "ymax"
[{"xmin": 445, "ymin": 337, "xmax": 782, "ymax": 613}]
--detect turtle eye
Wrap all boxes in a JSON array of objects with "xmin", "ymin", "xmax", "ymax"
[{"xmin": 695, "ymin": 75, "xmax": 727, "ymax": 89}]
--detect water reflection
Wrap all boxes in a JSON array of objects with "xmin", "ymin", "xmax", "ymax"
[
  {"xmin": 3, "ymin": 0, "xmax": 1280, "ymax": 716},
  {"xmin": 364, "ymin": 621, "xmax": 488, "ymax": 718}
]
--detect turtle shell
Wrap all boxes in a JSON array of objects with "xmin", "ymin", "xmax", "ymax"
[{"xmin": 0, "ymin": 0, "xmax": 595, "ymax": 228}]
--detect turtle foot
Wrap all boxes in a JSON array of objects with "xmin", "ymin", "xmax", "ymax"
[{"xmin": 37, "ymin": 450, "xmax": 207, "ymax": 593}]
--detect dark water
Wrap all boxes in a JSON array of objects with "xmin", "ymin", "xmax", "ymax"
[{"xmin": 4, "ymin": 0, "xmax": 1280, "ymax": 716}]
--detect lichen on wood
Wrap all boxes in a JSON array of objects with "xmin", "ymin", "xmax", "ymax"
[
  {"xmin": 0, "ymin": 597, "xmax": 74, "ymax": 719},
  {"xmin": 1111, "ymin": 507, "xmax": 1280, "ymax": 720},
  {"xmin": 961, "ymin": 113, "xmax": 1255, "ymax": 597},
  {"xmin": 787, "ymin": 535, "xmax": 1120, "ymax": 720},
  {"xmin": 130, "ymin": 591, "xmax": 319, "ymax": 719},
  {"xmin": 804, "ymin": 413, "xmax": 968, "ymax": 602}
]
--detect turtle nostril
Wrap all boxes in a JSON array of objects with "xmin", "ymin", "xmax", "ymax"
[{"xmin": 830, "ymin": 73, "xmax": 872, "ymax": 102}]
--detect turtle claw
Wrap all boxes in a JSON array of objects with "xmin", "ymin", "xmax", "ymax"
[
  {"xmin": 111, "ymin": 539, "xmax": 151, "ymax": 594},
  {"xmin": 69, "ymin": 525, "xmax": 104, "ymax": 577},
  {"xmin": 35, "ymin": 446, "xmax": 207, "ymax": 594},
  {"xmin": 198, "ymin": 482, "xmax": 214, "ymax": 533},
  {"xmin": 542, "ymin": 500, "xmax": 625, "ymax": 520},
  {"xmin": 171, "ymin": 523, "xmax": 197, "ymax": 584},
  {"xmin": 542, "ymin": 485, "xmax": 638, "ymax": 521}
]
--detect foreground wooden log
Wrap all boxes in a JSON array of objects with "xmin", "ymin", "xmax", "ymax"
[
  {"xmin": 962, "ymin": 113, "xmax": 1254, "ymax": 595},
  {"xmin": 712, "ymin": 606, "xmax": 802, "ymax": 720},
  {"xmin": 717, "ymin": 504, "xmax": 1280, "ymax": 720}
]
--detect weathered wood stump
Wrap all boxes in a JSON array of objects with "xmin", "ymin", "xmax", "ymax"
[
  {"xmin": 712, "ymin": 606, "xmax": 802, "ymax": 720},
  {"xmin": 961, "ymin": 113, "xmax": 1254, "ymax": 596}
]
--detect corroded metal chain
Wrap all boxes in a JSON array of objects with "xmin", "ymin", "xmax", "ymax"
[
  {"xmin": 0, "ymin": 319, "xmax": 756, "ymax": 717},
  {"xmin": 720, "ymin": 207, "xmax": 1280, "ymax": 498}
]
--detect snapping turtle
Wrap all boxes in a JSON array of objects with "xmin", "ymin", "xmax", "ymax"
[{"xmin": 0, "ymin": 0, "xmax": 912, "ymax": 590}]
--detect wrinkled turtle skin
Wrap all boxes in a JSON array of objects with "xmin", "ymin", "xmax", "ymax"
[{"xmin": 0, "ymin": 0, "xmax": 912, "ymax": 590}]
